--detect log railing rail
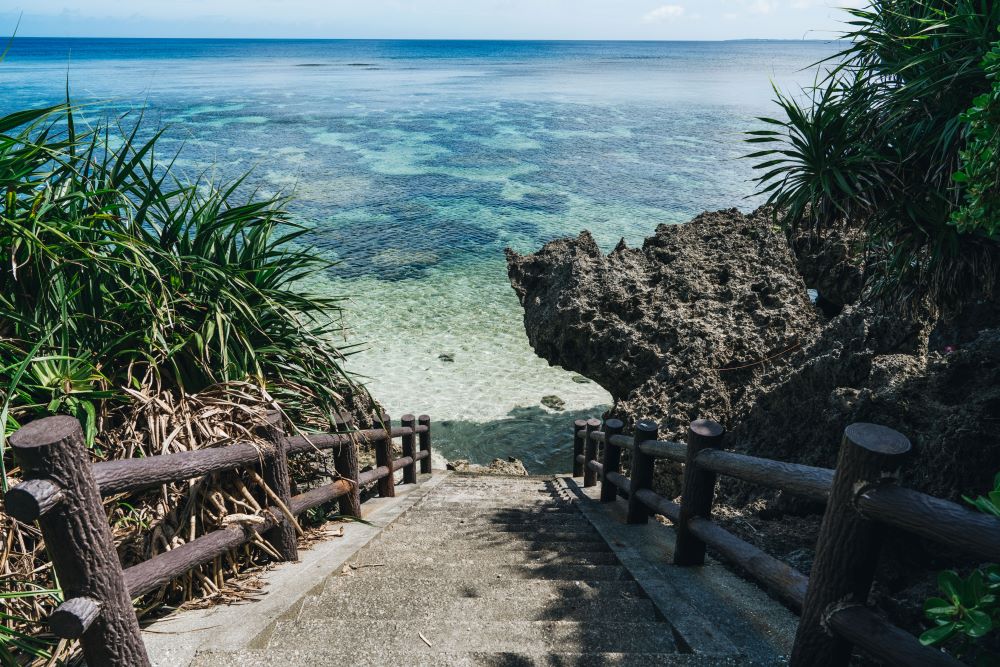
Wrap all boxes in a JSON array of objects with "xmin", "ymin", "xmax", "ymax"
[
  {"xmin": 3, "ymin": 411, "xmax": 432, "ymax": 667},
  {"xmin": 575, "ymin": 416, "xmax": 1000, "ymax": 667}
]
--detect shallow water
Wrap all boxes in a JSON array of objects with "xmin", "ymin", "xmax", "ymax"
[{"xmin": 2, "ymin": 39, "xmax": 839, "ymax": 471}]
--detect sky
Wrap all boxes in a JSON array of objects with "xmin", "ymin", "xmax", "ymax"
[{"xmin": 1, "ymin": 1, "xmax": 864, "ymax": 41}]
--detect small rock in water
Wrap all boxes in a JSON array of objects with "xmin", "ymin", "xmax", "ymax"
[
  {"xmin": 541, "ymin": 395, "xmax": 566, "ymax": 411},
  {"xmin": 438, "ymin": 353, "xmax": 455, "ymax": 363},
  {"xmin": 446, "ymin": 459, "xmax": 470, "ymax": 471},
  {"xmin": 571, "ymin": 375, "xmax": 591, "ymax": 384},
  {"xmin": 490, "ymin": 457, "xmax": 529, "ymax": 476}
]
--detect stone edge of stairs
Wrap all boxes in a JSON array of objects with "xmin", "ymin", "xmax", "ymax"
[{"xmin": 560, "ymin": 476, "xmax": 797, "ymax": 662}]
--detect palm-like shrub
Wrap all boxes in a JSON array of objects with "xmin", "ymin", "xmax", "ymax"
[
  {"xmin": 1, "ymin": 102, "xmax": 366, "ymax": 663},
  {"xmin": 749, "ymin": 1, "xmax": 1000, "ymax": 305},
  {"xmin": 1, "ymin": 104, "xmax": 361, "ymax": 474}
]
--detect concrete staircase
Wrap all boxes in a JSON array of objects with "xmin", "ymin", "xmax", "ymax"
[{"xmin": 190, "ymin": 473, "xmax": 795, "ymax": 666}]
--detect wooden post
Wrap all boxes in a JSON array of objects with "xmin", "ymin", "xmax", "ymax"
[
  {"xmin": 626, "ymin": 420, "xmax": 659, "ymax": 524},
  {"xmin": 333, "ymin": 438, "xmax": 362, "ymax": 519},
  {"xmin": 400, "ymin": 414, "xmax": 417, "ymax": 485},
  {"xmin": 674, "ymin": 419, "xmax": 725, "ymax": 566},
  {"xmin": 790, "ymin": 423, "xmax": 911, "ymax": 667},
  {"xmin": 418, "ymin": 415, "xmax": 432, "ymax": 474},
  {"xmin": 583, "ymin": 418, "xmax": 601, "ymax": 488},
  {"xmin": 258, "ymin": 411, "xmax": 297, "ymax": 561},
  {"xmin": 600, "ymin": 419, "xmax": 624, "ymax": 502},
  {"xmin": 572, "ymin": 419, "xmax": 587, "ymax": 477},
  {"xmin": 374, "ymin": 413, "xmax": 395, "ymax": 498},
  {"xmin": 8, "ymin": 416, "xmax": 150, "ymax": 666}
]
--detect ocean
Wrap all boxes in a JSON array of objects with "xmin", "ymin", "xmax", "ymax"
[{"xmin": 1, "ymin": 38, "xmax": 839, "ymax": 471}]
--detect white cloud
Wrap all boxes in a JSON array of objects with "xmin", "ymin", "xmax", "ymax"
[
  {"xmin": 642, "ymin": 4, "xmax": 686, "ymax": 23},
  {"xmin": 747, "ymin": 1, "xmax": 778, "ymax": 13}
]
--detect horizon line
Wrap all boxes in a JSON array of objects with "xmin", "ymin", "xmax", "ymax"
[{"xmin": 10, "ymin": 35, "xmax": 842, "ymax": 43}]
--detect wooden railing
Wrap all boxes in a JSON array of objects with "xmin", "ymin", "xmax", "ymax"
[
  {"xmin": 574, "ymin": 416, "xmax": 1000, "ymax": 667},
  {"xmin": 3, "ymin": 411, "xmax": 432, "ymax": 666}
]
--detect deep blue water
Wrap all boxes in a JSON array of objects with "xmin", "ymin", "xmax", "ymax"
[{"xmin": 1, "ymin": 38, "xmax": 839, "ymax": 470}]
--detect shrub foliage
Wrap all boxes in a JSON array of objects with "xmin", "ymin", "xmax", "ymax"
[
  {"xmin": 749, "ymin": 1, "xmax": 1000, "ymax": 304},
  {"xmin": 1, "ymin": 105, "xmax": 361, "ymax": 479}
]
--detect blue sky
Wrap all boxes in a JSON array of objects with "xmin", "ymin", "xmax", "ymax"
[{"xmin": 2, "ymin": 1, "xmax": 864, "ymax": 40}]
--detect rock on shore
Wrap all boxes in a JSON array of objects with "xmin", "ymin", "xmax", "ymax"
[
  {"xmin": 506, "ymin": 208, "xmax": 819, "ymax": 441},
  {"xmin": 447, "ymin": 457, "xmax": 530, "ymax": 476},
  {"xmin": 506, "ymin": 208, "xmax": 1000, "ymax": 502},
  {"xmin": 731, "ymin": 306, "xmax": 1000, "ymax": 502}
]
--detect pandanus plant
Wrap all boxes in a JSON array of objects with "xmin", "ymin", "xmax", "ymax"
[
  {"xmin": 1, "ymin": 100, "xmax": 368, "ymax": 662},
  {"xmin": 748, "ymin": 0, "xmax": 1000, "ymax": 307}
]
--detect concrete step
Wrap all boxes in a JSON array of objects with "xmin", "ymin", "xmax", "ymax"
[
  {"xmin": 427, "ymin": 489, "xmax": 566, "ymax": 496},
  {"xmin": 389, "ymin": 516, "xmax": 595, "ymax": 530},
  {"xmin": 379, "ymin": 529, "xmax": 601, "ymax": 551},
  {"xmin": 298, "ymin": 591, "xmax": 658, "ymax": 621},
  {"xmin": 417, "ymin": 498, "xmax": 576, "ymax": 514},
  {"xmin": 421, "ymin": 482, "xmax": 561, "ymax": 489},
  {"xmin": 421, "ymin": 485, "xmax": 563, "ymax": 490},
  {"xmin": 350, "ymin": 549, "xmax": 622, "ymax": 567},
  {"xmin": 431, "ymin": 486, "xmax": 567, "ymax": 491},
  {"xmin": 409, "ymin": 506, "xmax": 580, "ymax": 515},
  {"xmin": 411, "ymin": 508, "xmax": 578, "ymax": 516},
  {"xmin": 399, "ymin": 515, "xmax": 586, "ymax": 523},
  {"xmin": 398, "ymin": 508, "xmax": 589, "ymax": 519},
  {"xmin": 329, "ymin": 561, "xmax": 631, "ymax": 581},
  {"xmin": 385, "ymin": 523, "xmax": 599, "ymax": 538},
  {"xmin": 376, "ymin": 536, "xmax": 615, "ymax": 552},
  {"xmin": 383, "ymin": 532, "xmax": 603, "ymax": 546},
  {"xmin": 430, "ymin": 478, "xmax": 556, "ymax": 482},
  {"xmin": 191, "ymin": 650, "xmax": 759, "ymax": 667},
  {"xmin": 265, "ymin": 619, "xmax": 678, "ymax": 654},
  {"xmin": 426, "ymin": 493, "xmax": 571, "ymax": 499},
  {"xmin": 321, "ymin": 576, "xmax": 647, "ymax": 599},
  {"xmin": 420, "ymin": 499, "xmax": 572, "ymax": 505}
]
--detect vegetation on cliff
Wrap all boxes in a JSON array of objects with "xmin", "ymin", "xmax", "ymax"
[{"xmin": 749, "ymin": 0, "xmax": 1000, "ymax": 304}]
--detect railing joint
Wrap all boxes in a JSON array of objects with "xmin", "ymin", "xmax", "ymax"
[{"xmin": 4, "ymin": 477, "xmax": 65, "ymax": 523}]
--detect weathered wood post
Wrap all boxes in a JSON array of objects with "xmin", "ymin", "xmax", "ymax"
[
  {"xmin": 6, "ymin": 416, "xmax": 150, "ymax": 666},
  {"xmin": 572, "ymin": 419, "xmax": 587, "ymax": 477},
  {"xmin": 790, "ymin": 423, "xmax": 912, "ymax": 667},
  {"xmin": 583, "ymin": 418, "xmax": 601, "ymax": 488},
  {"xmin": 259, "ymin": 410, "xmax": 297, "ymax": 561},
  {"xmin": 626, "ymin": 420, "xmax": 659, "ymax": 524},
  {"xmin": 374, "ymin": 412, "xmax": 395, "ymax": 498},
  {"xmin": 674, "ymin": 419, "xmax": 725, "ymax": 566},
  {"xmin": 600, "ymin": 419, "xmax": 624, "ymax": 502},
  {"xmin": 418, "ymin": 415, "xmax": 433, "ymax": 474},
  {"xmin": 400, "ymin": 414, "xmax": 417, "ymax": 485},
  {"xmin": 333, "ymin": 438, "xmax": 362, "ymax": 519}
]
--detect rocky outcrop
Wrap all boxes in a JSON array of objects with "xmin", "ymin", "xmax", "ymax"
[
  {"xmin": 506, "ymin": 208, "xmax": 820, "ymax": 443},
  {"xmin": 506, "ymin": 208, "xmax": 1000, "ymax": 504},
  {"xmin": 731, "ymin": 308, "xmax": 1000, "ymax": 502},
  {"xmin": 786, "ymin": 223, "xmax": 865, "ymax": 315}
]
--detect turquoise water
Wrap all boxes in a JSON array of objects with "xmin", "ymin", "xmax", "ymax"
[{"xmin": 2, "ymin": 39, "xmax": 839, "ymax": 471}]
